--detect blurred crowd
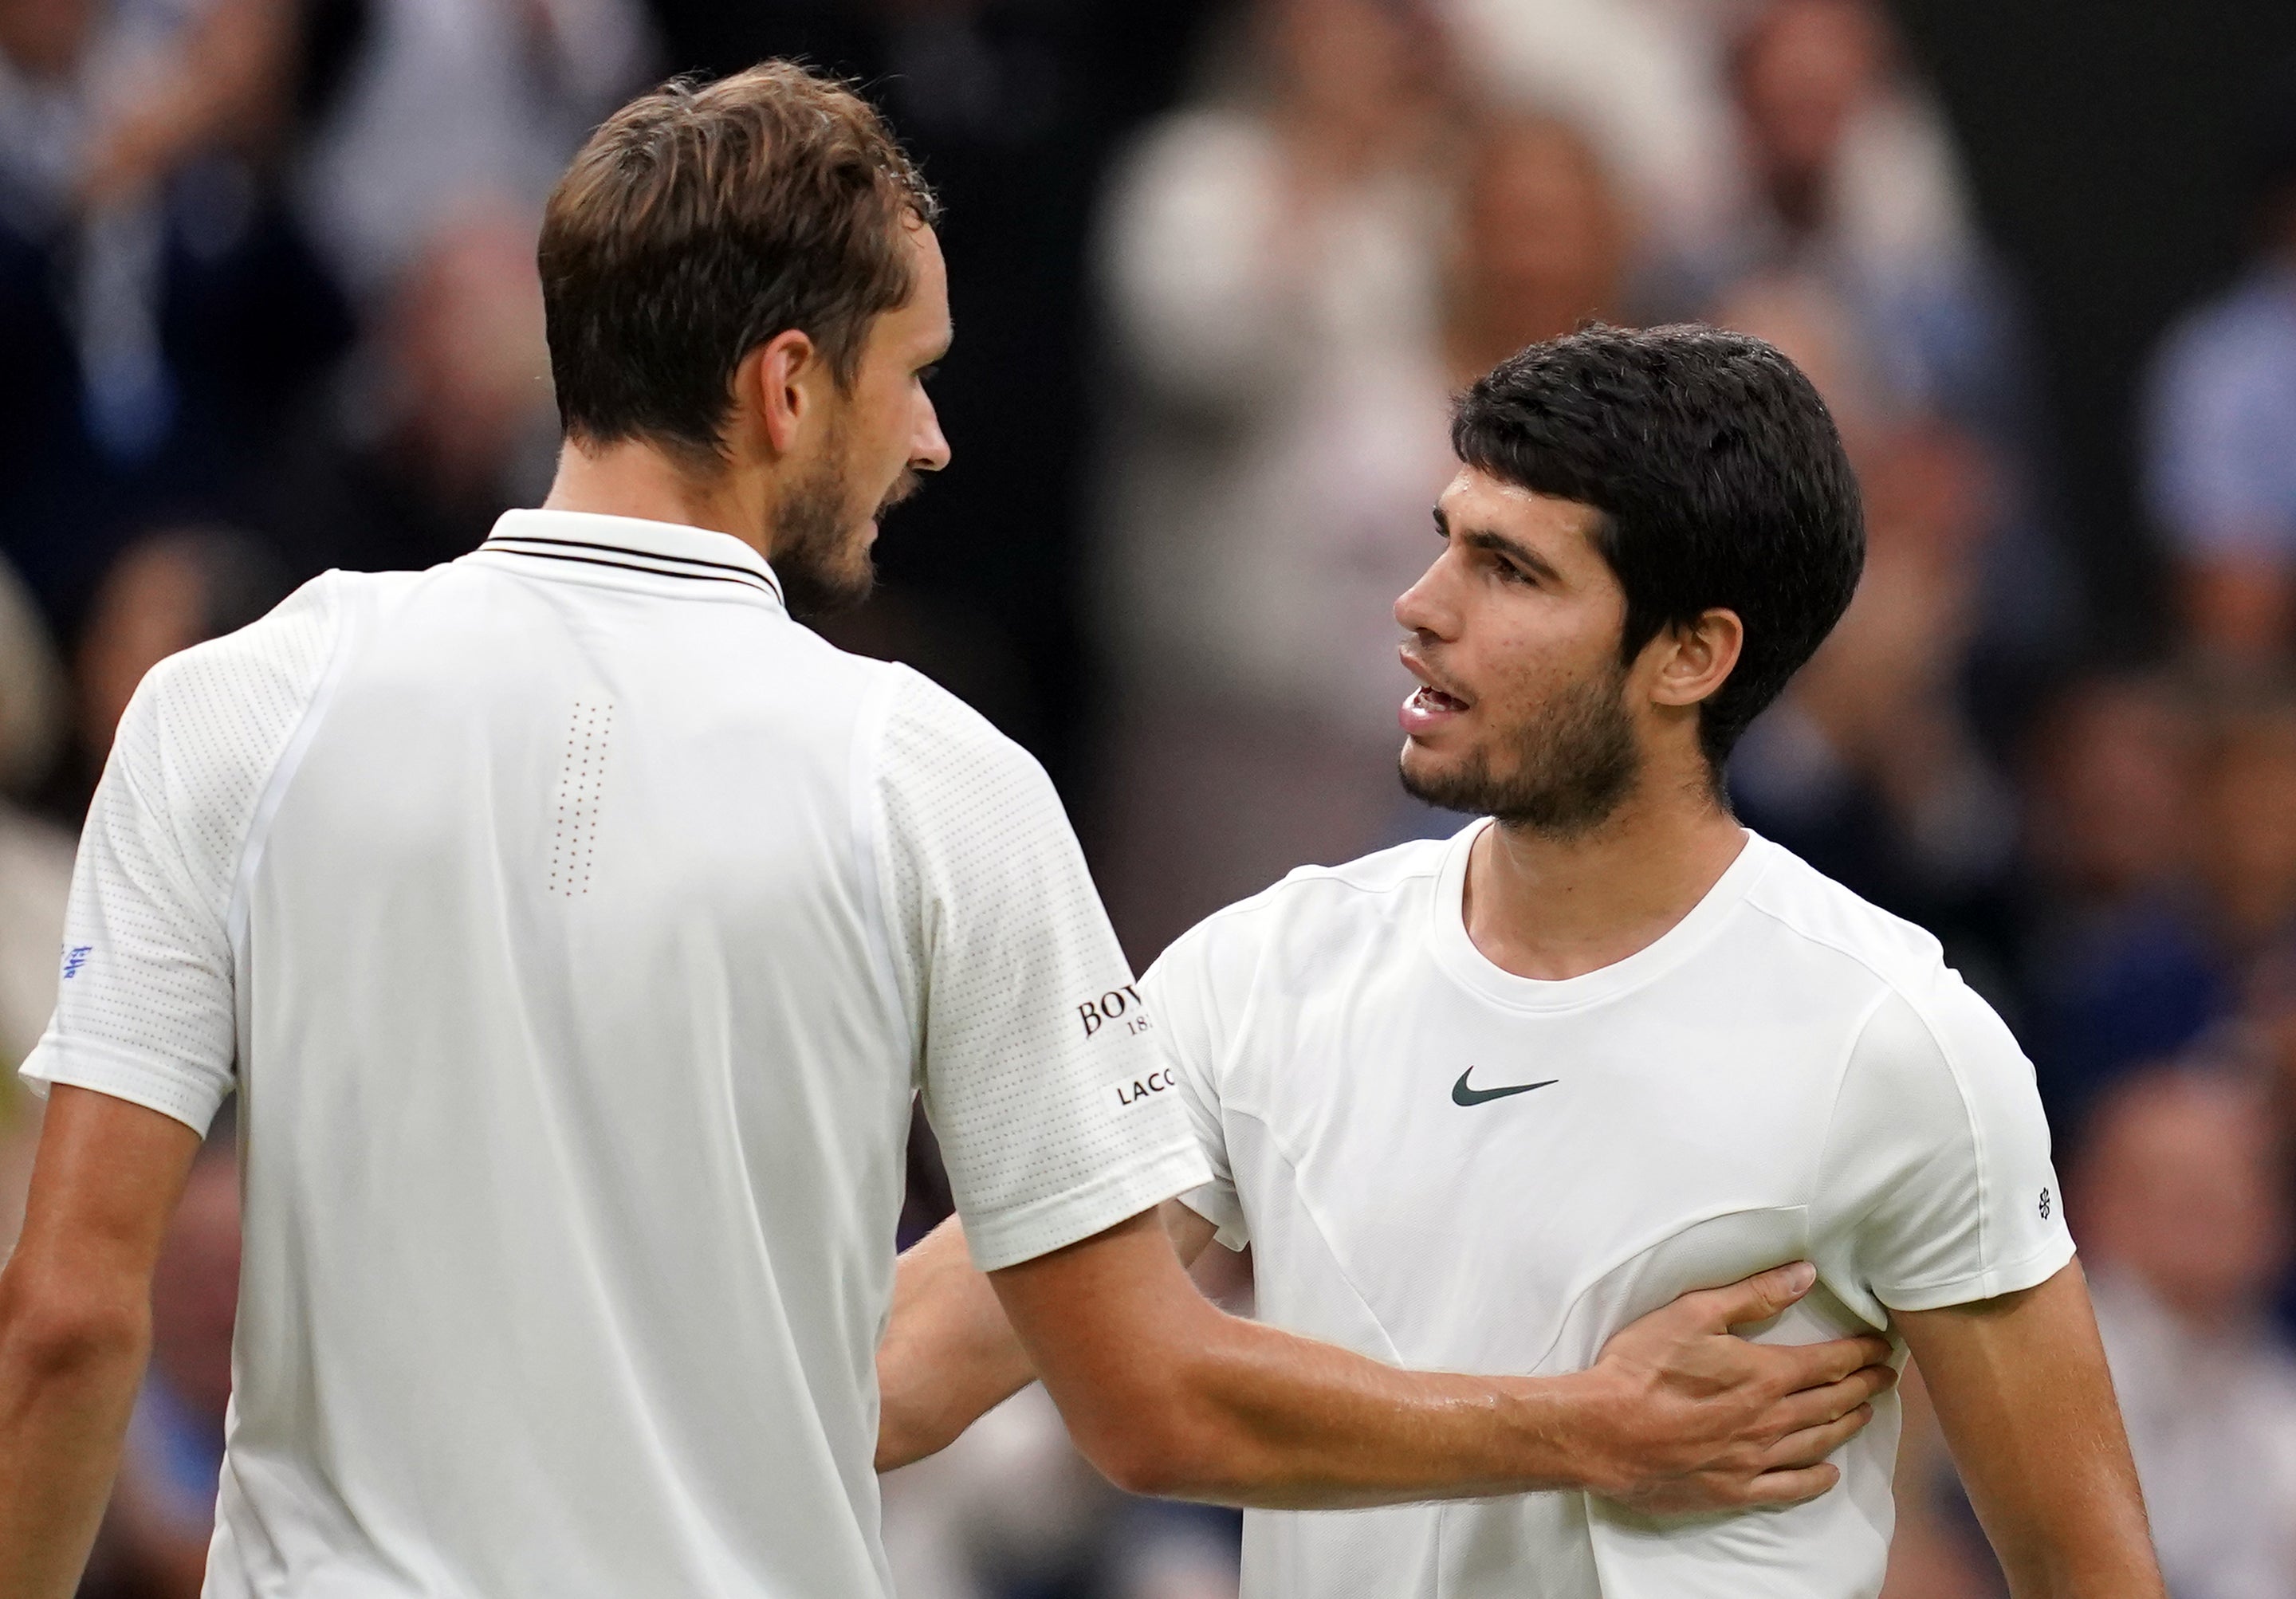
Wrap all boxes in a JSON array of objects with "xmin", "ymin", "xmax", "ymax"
[{"xmin": 7, "ymin": 0, "xmax": 2296, "ymax": 1595}]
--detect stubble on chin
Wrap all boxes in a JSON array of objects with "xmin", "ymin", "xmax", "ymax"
[{"xmin": 1398, "ymin": 665, "xmax": 1642, "ymax": 838}]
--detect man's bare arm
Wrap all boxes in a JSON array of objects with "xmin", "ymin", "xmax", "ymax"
[
  {"xmin": 886, "ymin": 1205, "xmax": 1895, "ymax": 1512},
  {"xmin": 1897, "ymin": 1261, "xmax": 2164, "ymax": 1599},
  {"xmin": 879, "ymin": 1201, "xmax": 1214, "ymax": 1471},
  {"xmin": 1, "ymin": 1086, "xmax": 204, "ymax": 1599}
]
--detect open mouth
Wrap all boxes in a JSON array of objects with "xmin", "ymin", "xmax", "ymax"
[{"xmin": 1400, "ymin": 680, "xmax": 1471, "ymax": 737}]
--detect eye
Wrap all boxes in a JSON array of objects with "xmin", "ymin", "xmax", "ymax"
[
  {"xmin": 1491, "ymin": 554, "xmax": 1531, "ymax": 585},
  {"xmin": 917, "ymin": 363, "xmax": 942, "ymax": 385}
]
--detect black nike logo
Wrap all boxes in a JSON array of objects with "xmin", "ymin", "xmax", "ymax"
[{"xmin": 1452, "ymin": 1068, "xmax": 1559, "ymax": 1107}]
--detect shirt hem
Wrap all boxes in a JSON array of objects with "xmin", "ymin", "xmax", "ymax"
[
  {"xmin": 964, "ymin": 1141, "xmax": 1215, "ymax": 1273},
  {"xmin": 1874, "ymin": 1236, "xmax": 2078, "ymax": 1314},
  {"xmin": 1177, "ymin": 1184, "xmax": 1248, "ymax": 1251},
  {"xmin": 19, "ymin": 1034, "xmax": 229, "ymax": 1135}
]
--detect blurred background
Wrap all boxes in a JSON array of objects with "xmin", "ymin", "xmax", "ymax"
[{"xmin": 6, "ymin": 0, "xmax": 2296, "ymax": 1593}]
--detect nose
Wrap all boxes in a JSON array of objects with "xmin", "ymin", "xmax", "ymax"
[
  {"xmin": 912, "ymin": 392, "xmax": 952, "ymax": 475},
  {"xmin": 1394, "ymin": 553, "xmax": 1457, "ymax": 641}
]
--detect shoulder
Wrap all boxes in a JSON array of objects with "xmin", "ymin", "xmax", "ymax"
[
  {"xmin": 1742, "ymin": 839, "xmax": 2027, "ymax": 1082},
  {"xmin": 140, "ymin": 572, "xmax": 345, "ymax": 715},
  {"xmin": 123, "ymin": 572, "xmax": 352, "ymax": 792},
  {"xmin": 1150, "ymin": 832, "xmax": 1453, "ymax": 997},
  {"xmin": 1740, "ymin": 839, "xmax": 1949, "ymax": 992},
  {"xmin": 873, "ymin": 666, "xmax": 1048, "ymax": 803}
]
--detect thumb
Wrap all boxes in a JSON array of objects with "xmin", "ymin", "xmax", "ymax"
[{"xmin": 1689, "ymin": 1261, "xmax": 1817, "ymax": 1331}]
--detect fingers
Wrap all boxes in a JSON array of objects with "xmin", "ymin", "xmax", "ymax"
[
  {"xmin": 1760, "ymin": 1404, "xmax": 1873, "ymax": 1473},
  {"xmin": 1736, "ymin": 1461, "xmax": 1842, "ymax": 1508},
  {"xmin": 1764, "ymin": 1333, "xmax": 1895, "ymax": 1390},
  {"xmin": 1767, "ymin": 1362, "xmax": 1897, "ymax": 1434},
  {"xmin": 1679, "ymin": 1261, "xmax": 1818, "ymax": 1331}
]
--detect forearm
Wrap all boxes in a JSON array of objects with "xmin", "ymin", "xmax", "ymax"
[
  {"xmin": 877, "ymin": 1217, "xmax": 1036, "ymax": 1471},
  {"xmin": 0, "ymin": 1270, "xmax": 151, "ymax": 1599},
  {"xmin": 1114, "ymin": 1307, "xmax": 1614, "ymax": 1509}
]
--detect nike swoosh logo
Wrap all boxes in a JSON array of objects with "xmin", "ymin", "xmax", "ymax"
[{"xmin": 1452, "ymin": 1069, "xmax": 1559, "ymax": 1107}]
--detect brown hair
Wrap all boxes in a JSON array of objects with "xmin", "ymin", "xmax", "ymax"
[{"xmin": 539, "ymin": 62, "xmax": 940, "ymax": 464}]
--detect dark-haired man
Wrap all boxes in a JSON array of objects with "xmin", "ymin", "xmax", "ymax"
[
  {"xmin": 881, "ymin": 327, "xmax": 2165, "ymax": 1597},
  {"xmin": 0, "ymin": 68, "xmax": 1893, "ymax": 1599}
]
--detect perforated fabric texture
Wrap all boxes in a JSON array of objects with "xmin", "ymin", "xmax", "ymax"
[
  {"xmin": 22, "ymin": 574, "xmax": 343, "ymax": 1132},
  {"xmin": 871, "ymin": 669, "xmax": 1210, "ymax": 1271}
]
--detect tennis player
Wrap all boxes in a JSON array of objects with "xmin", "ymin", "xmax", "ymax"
[
  {"xmin": 879, "ymin": 327, "xmax": 2165, "ymax": 1598},
  {"xmin": 0, "ymin": 70, "xmax": 1893, "ymax": 1599}
]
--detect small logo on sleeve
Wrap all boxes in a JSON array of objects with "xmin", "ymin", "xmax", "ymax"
[
  {"xmin": 1116, "ymin": 1068, "xmax": 1176, "ymax": 1108},
  {"xmin": 1078, "ymin": 984, "xmax": 1150, "ymax": 1041},
  {"xmin": 2038, "ymin": 1187, "xmax": 2053, "ymax": 1221},
  {"xmin": 61, "ymin": 945, "xmax": 92, "ymax": 981}
]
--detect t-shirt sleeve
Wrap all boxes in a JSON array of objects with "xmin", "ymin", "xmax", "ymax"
[
  {"xmin": 1140, "ymin": 925, "xmax": 1248, "ymax": 1251},
  {"xmin": 24, "ymin": 691, "xmax": 236, "ymax": 1132},
  {"xmin": 1812, "ymin": 981, "xmax": 2075, "ymax": 1324},
  {"xmin": 871, "ymin": 670, "xmax": 1212, "ymax": 1272},
  {"xmin": 20, "ymin": 573, "xmax": 343, "ymax": 1134}
]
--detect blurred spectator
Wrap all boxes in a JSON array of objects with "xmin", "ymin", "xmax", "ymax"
[
  {"xmin": 1439, "ymin": 0, "xmax": 1736, "ymax": 263},
  {"xmin": 0, "ymin": 556, "xmax": 73, "ymax": 1254},
  {"xmin": 1686, "ymin": 0, "xmax": 1995, "ymax": 412},
  {"xmin": 2074, "ymin": 1067, "xmax": 2296, "ymax": 1599},
  {"xmin": 46, "ymin": 525, "xmax": 290, "ymax": 816},
  {"xmin": 1089, "ymin": 0, "xmax": 1463, "ymax": 955},
  {"xmin": 2027, "ymin": 686, "xmax": 2296, "ymax": 1126},
  {"xmin": 2145, "ymin": 67, "xmax": 2296, "ymax": 664},
  {"xmin": 1443, "ymin": 111, "xmax": 1630, "ymax": 379},
  {"xmin": 1691, "ymin": 0, "xmax": 2072, "ymax": 698},
  {"xmin": 258, "ymin": 213, "xmax": 556, "ymax": 577},
  {"xmin": 1725, "ymin": 281, "xmax": 2023, "ymax": 992},
  {"xmin": 289, "ymin": 0, "xmax": 653, "ymax": 301},
  {"xmin": 0, "ymin": 0, "xmax": 352, "ymax": 630},
  {"xmin": 82, "ymin": 1122, "xmax": 240, "ymax": 1599},
  {"xmin": 2019, "ymin": 673, "xmax": 2215, "ymax": 1118}
]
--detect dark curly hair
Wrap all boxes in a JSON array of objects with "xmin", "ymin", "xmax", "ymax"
[{"xmin": 1452, "ymin": 323, "xmax": 1866, "ymax": 773}]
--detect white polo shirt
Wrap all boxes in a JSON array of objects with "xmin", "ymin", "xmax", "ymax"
[
  {"xmin": 24, "ymin": 510, "xmax": 1209, "ymax": 1597},
  {"xmin": 1150, "ymin": 823, "xmax": 2073, "ymax": 1599}
]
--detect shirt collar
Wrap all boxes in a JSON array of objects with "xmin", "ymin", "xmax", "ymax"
[{"xmin": 475, "ymin": 509, "xmax": 784, "ymax": 607}]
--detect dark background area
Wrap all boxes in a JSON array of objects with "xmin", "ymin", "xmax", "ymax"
[{"xmin": 1897, "ymin": 0, "xmax": 2296, "ymax": 654}]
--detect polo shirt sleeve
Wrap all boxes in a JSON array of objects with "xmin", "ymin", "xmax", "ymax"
[
  {"xmin": 1810, "ymin": 980, "xmax": 2075, "ymax": 1328},
  {"xmin": 871, "ymin": 670, "xmax": 1212, "ymax": 1273},
  {"xmin": 21, "ymin": 574, "xmax": 344, "ymax": 1134},
  {"xmin": 1140, "ymin": 924, "xmax": 1248, "ymax": 1251}
]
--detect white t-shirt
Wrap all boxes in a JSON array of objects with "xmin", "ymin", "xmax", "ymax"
[
  {"xmin": 22, "ymin": 509, "xmax": 1209, "ymax": 1597},
  {"xmin": 1149, "ymin": 823, "xmax": 2072, "ymax": 1599}
]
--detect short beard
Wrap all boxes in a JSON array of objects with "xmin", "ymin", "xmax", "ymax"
[
  {"xmin": 769, "ymin": 450, "xmax": 924, "ymax": 625},
  {"xmin": 771, "ymin": 446, "xmax": 874, "ymax": 623},
  {"xmin": 1400, "ymin": 658, "xmax": 1642, "ymax": 838}
]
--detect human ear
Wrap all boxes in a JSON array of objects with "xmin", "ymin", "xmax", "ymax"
[
  {"xmin": 731, "ymin": 329, "xmax": 822, "ymax": 458},
  {"xmin": 1650, "ymin": 609, "xmax": 1744, "ymax": 709}
]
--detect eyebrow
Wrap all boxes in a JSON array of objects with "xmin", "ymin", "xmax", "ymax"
[{"xmin": 1433, "ymin": 505, "xmax": 1564, "ymax": 584}]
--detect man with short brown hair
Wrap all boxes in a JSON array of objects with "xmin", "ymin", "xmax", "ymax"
[{"xmin": 1, "ymin": 65, "xmax": 1890, "ymax": 1598}]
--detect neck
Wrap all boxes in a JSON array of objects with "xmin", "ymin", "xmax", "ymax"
[
  {"xmin": 1463, "ymin": 771, "xmax": 1748, "ymax": 981},
  {"xmin": 541, "ymin": 438, "xmax": 775, "ymax": 560}
]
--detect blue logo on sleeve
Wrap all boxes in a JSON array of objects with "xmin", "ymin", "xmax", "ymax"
[{"xmin": 61, "ymin": 945, "xmax": 92, "ymax": 980}]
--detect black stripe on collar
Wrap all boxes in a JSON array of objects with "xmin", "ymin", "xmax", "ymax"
[{"xmin": 480, "ymin": 537, "xmax": 782, "ymax": 600}]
